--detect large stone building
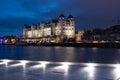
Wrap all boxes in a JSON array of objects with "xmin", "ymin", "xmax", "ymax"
[{"xmin": 23, "ymin": 14, "xmax": 75, "ymax": 40}]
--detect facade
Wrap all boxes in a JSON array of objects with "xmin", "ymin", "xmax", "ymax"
[
  {"xmin": 23, "ymin": 14, "xmax": 75, "ymax": 39},
  {"xmin": 75, "ymin": 30, "xmax": 84, "ymax": 42}
]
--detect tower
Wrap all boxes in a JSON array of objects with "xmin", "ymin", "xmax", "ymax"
[
  {"xmin": 58, "ymin": 14, "xmax": 66, "ymax": 27},
  {"xmin": 67, "ymin": 15, "xmax": 74, "ymax": 26},
  {"xmin": 64, "ymin": 15, "xmax": 75, "ymax": 38},
  {"xmin": 58, "ymin": 14, "xmax": 66, "ymax": 35},
  {"xmin": 59, "ymin": 14, "xmax": 65, "ymax": 20}
]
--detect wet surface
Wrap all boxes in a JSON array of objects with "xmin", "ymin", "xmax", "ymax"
[
  {"xmin": 0, "ymin": 60, "xmax": 120, "ymax": 80},
  {"xmin": 0, "ymin": 45, "xmax": 120, "ymax": 80}
]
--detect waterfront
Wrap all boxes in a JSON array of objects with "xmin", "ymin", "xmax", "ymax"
[{"xmin": 0, "ymin": 45, "xmax": 120, "ymax": 80}]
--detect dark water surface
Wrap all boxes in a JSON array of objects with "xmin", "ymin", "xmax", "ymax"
[{"xmin": 0, "ymin": 45, "xmax": 120, "ymax": 64}]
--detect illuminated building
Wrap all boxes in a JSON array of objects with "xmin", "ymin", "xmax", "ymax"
[
  {"xmin": 23, "ymin": 14, "xmax": 75, "ymax": 39},
  {"xmin": 75, "ymin": 30, "xmax": 84, "ymax": 42}
]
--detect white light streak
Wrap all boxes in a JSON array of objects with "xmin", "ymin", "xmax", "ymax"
[
  {"xmin": 39, "ymin": 61, "xmax": 50, "ymax": 74},
  {"xmin": 30, "ymin": 64, "xmax": 43, "ymax": 69},
  {"xmin": 113, "ymin": 64, "xmax": 120, "ymax": 79},
  {"xmin": 2, "ymin": 59, "xmax": 12, "ymax": 67},
  {"xmin": 19, "ymin": 60, "xmax": 29, "ymax": 70},
  {"xmin": 83, "ymin": 63, "xmax": 96, "ymax": 78},
  {"xmin": 52, "ymin": 62, "xmax": 72, "ymax": 77}
]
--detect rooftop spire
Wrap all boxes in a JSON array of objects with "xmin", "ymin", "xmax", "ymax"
[
  {"xmin": 59, "ymin": 14, "xmax": 65, "ymax": 17},
  {"xmin": 67, "ymin": 15, "xmax": 73, "ymax": 18}
]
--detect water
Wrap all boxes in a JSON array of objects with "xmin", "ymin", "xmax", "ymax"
[
  {"xmin": 0, "ymin": 45, "xmax": 120, "ymax": 80},
  {"xmin": 0, "ymin": 45, "xmax": 120, "ymax": 64}
]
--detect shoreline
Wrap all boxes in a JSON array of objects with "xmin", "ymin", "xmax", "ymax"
[
  {"xmin": 40, "ymin": 42, "xmax": 120, "ymax": 48},
  {"xmin": 14, "ymin": 42, "xmax": 120, "ymax": 48},
  {"xmin": 1, "ymin": 42, "xmax": 120, "ymax": 48}
]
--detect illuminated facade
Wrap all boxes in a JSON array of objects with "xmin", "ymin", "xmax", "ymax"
[
  {"xmin": 75, "ymin": 30, "xmax": 84, "ymax": 42},
  {"xmin": 23, "ymin": 14, "xmax": 75, "ymax": 39}
]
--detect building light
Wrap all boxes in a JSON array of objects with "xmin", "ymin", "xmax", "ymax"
[
  {"xmin": 28, "ymin": 31, "xmax": 32, "ymax": 38},
  {"xmin": 11, "ymin": 39, "xmax": 16, "ymax": 44},
  {"xmin": 4, "ymin": 39, "xmax": 8, "ymax": 43},
  {"xmin": 93, "ymin": 41, "xmax": 98, "ymax": 43},
  {"xmin": 101, "ymin": 40, "xmax": 105, "ymax": 43}
]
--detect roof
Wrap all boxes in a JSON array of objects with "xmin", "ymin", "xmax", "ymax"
[
  {"xmin": 59, "ymin": 14, "xmax": 65, "ymax": 17},
  {"xmin": 51, "ymin": 19, "xmax": 58, "ymax": 23},
  {"xmin": 67, "ymin": 15, "xmax": 73, "ymax": 18}
]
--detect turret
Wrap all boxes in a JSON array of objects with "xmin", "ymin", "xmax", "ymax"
[
  {"xmin": 67, "ymin": 15, "xmax": 74, "ymax": 26},
  {"xmin": 59, "ymin": 14, "xmax": 65, "ymax": 20},
  {"xmin": 67, "ymin": 15, "xmax": 73, "ymax": 20},
  {"xmin": 58, "ymin": 14, "xmax": 66, "ymax": 35},
  {"xmin": 58, "ymin": 14, "xmax": 66, "ymax": 25}
]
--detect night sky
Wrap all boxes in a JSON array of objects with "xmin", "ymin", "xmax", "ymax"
[{"xmin": 0, "ymin": 0, "xmax": 120, "ymax": 36}]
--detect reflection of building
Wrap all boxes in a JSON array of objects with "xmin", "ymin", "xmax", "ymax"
[
  {"xmin": 23, "ymin": 14, "xmax": 75, "ymax": 39},
  {"xmin": 75, "ymin": 30, "xmax": 84, "ymax": 42}
]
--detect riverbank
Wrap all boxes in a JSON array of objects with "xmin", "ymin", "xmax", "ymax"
[
  {"xmin": 14, "ymin": 42, "xmax": 120, "ymax": 48},
  {"xmin": 1, "ymin": 42, "xmax": 120, "ymax": 48},
  {"xmin": 40, "ymin": 42, "xmax": 120, "ymax": 48}
]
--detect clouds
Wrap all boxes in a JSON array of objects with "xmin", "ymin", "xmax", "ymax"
[
  {"xmin": 18, "ymin": 0, "xmax": 59, "ymax": 18},
  {"xmin": 58, "ymin": 0, "xmax": 120, "ymax": 29},
  {"xmin": 0, "ymin": 0, "xmax": 120, "ymax": 36}
]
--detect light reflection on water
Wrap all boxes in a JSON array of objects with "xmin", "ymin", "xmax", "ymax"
[
  {"xmin": 1, "ymin": 59, "xmax": 120, "ymax": 80},
  {"xmin": 0, "ymin": 45, "xmax": 120, "ymax": 64},
  {"xmin": 0, "ymin": 45, "xmax": 120, "ymax": 79}
]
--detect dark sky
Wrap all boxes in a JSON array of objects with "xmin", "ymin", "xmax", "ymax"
[{"xmin": 0, "ymin": 0, "xmax": 120, "ymax": 36}]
